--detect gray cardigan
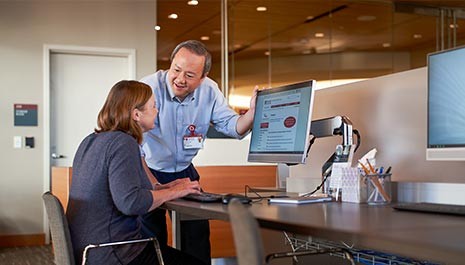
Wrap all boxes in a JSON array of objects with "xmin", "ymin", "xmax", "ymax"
[{"xmin": 67, "ymin": 131, "xmax": 153, "ymax": 264}]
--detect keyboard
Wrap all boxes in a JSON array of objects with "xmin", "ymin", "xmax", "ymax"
[
  {"xmin": 182, "ymin": 192, "xmax": 223, "ymax": 203},
  {"xmin": 392, "ymin": 202, "xmax": 465, "ymax": 216}
]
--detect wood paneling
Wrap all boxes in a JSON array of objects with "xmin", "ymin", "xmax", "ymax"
[
  {"xmin": 51, "ymin": 167, "xmax": 72, "ymax": 211},
  {"xmin": 0, "ymin": 234, "xmax": 45, "ymax": 247}
]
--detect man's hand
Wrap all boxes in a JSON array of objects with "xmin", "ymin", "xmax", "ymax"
[
  {"xmin": 236, "ymin": 85, "xmax": 259, "ymax": 135},
  {"xmin": 249, "ymin": 85, "xmax": 259, "ymax": 111}
]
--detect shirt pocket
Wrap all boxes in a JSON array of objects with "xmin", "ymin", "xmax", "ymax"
[{"xmin": 182, "ymin": 123, "xmax": 209, "ymax": 137}]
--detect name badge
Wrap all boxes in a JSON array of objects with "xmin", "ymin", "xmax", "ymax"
[
  {"xmin": 183, "ymin": 124, "xmax": 204, "ymax": 149},
  {"xmin": 183, "ymin": 135, "xmax": 204, "ymax": 149}
]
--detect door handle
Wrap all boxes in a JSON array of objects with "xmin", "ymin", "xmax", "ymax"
[{"xmin": 51, "ymin": 153, "xmax": 66, "ymax": 159}]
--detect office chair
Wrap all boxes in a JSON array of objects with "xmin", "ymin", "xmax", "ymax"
[
  {"xmin": 42, "ymin": 191, "xmax": 164, "ymax": 265},
  {"xmin": 227, "ymin": 199, "xmax": 355, "ymax": 265}
]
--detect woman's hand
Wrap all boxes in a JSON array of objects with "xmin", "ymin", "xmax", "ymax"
[
  {"xmin": 149, "ymin": 178, "xmax": 201, "ymax": 211},
  {"xmin": 154, "ymin": 178, "xmax": 199, "ymax": 190},
  {"xmin": 168, "ymin": 178, "xmax": 201, "ymax": 198}
]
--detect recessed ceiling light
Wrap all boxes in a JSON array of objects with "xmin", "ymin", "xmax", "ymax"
[
  {"xmin": 264, "ymin": 51, "xmax": 270, "ymax": 56},
  {"xmin": 449, "ymin": 23, "xmax": 459, "ymax": 29},
  {"xmin": 154, "ymin": 25, "xmax": 161, "ymax": 31},
  {"xmin": 256, "ymin": 6, "xmax": 267, "ymax": 12},
  {"xmin": 233, "ymin": 44, "xmax": 242, "ymax": 49},
  {"xmin": 187, "ymin": 0, "xmax": 198, "ymax": 6},
  {"xmin": 212, "ymin": 30, "xmax": 221, "ymax": 35},
  {"xmin": 357, "ymin": 15, "xmax": 376, "ymax": 22},
  {"xmin": 168, "ymin": 13, "xmax": 178, "ymax": 19},
  {"xmin": 413, "ymin": 34, "xmax": 422, "ymax": 39},
  {"xmin": 382, "ymin": 43, "xmax": 391, "ymax": 48},
  {"xmin": 306, "ymin": 16, "xmax": 315, "ymax": 20},
  {"xmin": 315, "ymin": 33, "xmax": 325, "ymax": 38},
  {"xmin": 200, "ymin": 36, "xmax": 210, "ymax": 41}
]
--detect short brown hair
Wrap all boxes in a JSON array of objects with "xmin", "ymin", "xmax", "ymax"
[{"xmin": 95, "ymin": 80, "xmax": 152, "ymax": 144}]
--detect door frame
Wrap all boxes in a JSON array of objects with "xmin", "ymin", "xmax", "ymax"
[{"xmin": 42, "ymin": 44, "xmax": 136, "ymax": 242}]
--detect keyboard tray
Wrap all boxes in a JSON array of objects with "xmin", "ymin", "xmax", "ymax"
[{"xmin": 392, "ymin": 202, "xmax": 465, "ymax": 216}]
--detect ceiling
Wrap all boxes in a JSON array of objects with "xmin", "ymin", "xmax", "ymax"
[{"xmin": 156, "ymin": 0, "xmax": 465, "ymax": 67}]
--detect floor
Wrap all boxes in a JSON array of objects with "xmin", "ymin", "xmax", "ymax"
[
  {"xmin": 0, "ymin": 245, "xmax": 237, "ymax": 265},
  {"xmin": 0, "ymin": 245, "xmax": 54, "ymax": 265}
]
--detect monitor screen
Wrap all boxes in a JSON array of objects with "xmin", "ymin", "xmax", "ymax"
[
  {"xmin": 427, "ymin": 45, "xmax": 465, "ymax": 161},
  {"xmin": 248, "ymin": 80, "xmax": 315, "ymax": 164}
]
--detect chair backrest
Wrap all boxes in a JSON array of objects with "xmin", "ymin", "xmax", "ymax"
[
  {"xmin": 42, "ymin": 191, "xmax": 75, "ymax": 265},
  {"xmin": 228, "ymin": 199, "xmax": 265, "ymax": 265}
]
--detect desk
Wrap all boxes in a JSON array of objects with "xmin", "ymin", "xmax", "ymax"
[{"xmin": 164, "ymin": 200, "xmax": 465, "ymax": 265}]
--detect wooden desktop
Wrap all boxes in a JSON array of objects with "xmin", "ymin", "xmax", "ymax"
[{"xmin": 164, "ymin": 198, "xmax": 465, "ymax": 265}]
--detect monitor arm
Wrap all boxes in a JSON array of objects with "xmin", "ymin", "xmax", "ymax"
[
  {"xmin": 311, "ymin": 115, "xmax": 359, "ymax": 182},
  {"xmin": 310, "ymin": 115, "xmax": 354, "ymax": 146},
  {"xmin": 296, "ymin": 116, "xmax": 361, "ymax": 196}
]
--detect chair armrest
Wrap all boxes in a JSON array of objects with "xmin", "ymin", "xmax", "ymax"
[{"xmin": 82, "ymin": 237, "xmax": 164, "ymax": 265}]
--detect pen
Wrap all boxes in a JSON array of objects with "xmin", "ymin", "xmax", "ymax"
[
  {"xmin": 385, "ymin": 166, "xmax": 392, "ymax": 174},
  {"xmin": 358, "ymin": 162, "xmax": 370, "ymax": 175},
  {"xmin": 366, "ymin": 159, "xmax": 376, "ymax": 174}
]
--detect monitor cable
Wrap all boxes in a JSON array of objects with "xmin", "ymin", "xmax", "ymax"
[
  {"xmin": 300, "ymin": 128, "xmax": 361, "ymax": 197},
  {"xmin": 285, "ymin": 135, "xmax": 317, "ymax": 167}
]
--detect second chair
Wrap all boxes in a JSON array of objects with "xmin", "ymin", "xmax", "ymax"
[{"xmin": 227, "ymin": 198, "xmax": 355, "ymax": 265}]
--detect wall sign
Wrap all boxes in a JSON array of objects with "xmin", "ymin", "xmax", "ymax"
[{"xmin": 14, "ymin": 104, "xmax": 38, "ymax": 126}]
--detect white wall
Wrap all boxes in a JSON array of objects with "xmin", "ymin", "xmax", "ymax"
[
  {"xmin": 193, "ymin": 138, "xmax": 253, "ymax": 166},
  {"xmin": 0, "ymin": 1, "xmax": 156, "ymax": 236},
  {"xmin": 292, "ymin": 68, "xmax": 465, "ymax": 185}
]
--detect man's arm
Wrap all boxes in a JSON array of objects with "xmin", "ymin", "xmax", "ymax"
[{"xmin": 236, "ymin": 86, "xmax": 258, "ymax": 135}]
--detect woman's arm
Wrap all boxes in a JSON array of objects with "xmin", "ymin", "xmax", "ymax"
[
  {"xmin": 141, "ymin": 156, "xmax": 201, "ymax": 211},
  {"xmin": 141, "ymin": 158, "xmax": 161, "ymax": 189},
  {"xmin": 147, "ymin": 178, "xmax": 201, "ymax": 211}
]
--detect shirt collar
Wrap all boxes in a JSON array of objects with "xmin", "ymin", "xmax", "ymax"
[{"xmin": 164, "ymin": 72, "xmax": 176, "ymax": 101}]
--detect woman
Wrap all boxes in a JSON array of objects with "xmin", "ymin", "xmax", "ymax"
[{"xmin": 66, "ymin": 80, "xmax": 204, "ymax": 265}]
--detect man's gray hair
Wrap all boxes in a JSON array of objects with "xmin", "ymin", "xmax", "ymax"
[{"xmin": 170, "ymin": 40, "xmax": 212, "ymax": 77}]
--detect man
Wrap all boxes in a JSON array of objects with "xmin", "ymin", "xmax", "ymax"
[{"xmin": 139, "ymin": 40, "xmax": 257, "ymax": 264}]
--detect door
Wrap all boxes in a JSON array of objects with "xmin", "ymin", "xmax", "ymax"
[{"xmin": 50, "ymin": 48, "xmax": 135, "ymax": 167}]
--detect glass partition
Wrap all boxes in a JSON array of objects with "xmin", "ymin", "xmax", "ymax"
[{"xmin": 156, "ymin": 0, "xmax": 465, "ymax": 109}]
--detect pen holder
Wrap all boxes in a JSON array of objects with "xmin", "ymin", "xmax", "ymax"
[{"xmin": 365, "ymin": 173, "xmax": 392, "ymax": 205}]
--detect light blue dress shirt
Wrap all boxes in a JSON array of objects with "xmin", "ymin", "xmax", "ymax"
[{"xmin": 140, "ymin": 70, "xmax": 243, "ymax": 172}]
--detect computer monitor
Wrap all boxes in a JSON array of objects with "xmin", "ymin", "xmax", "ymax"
[
  {"xmin": 248, "ymin": 80, "xmax": 315, "ymax": 164},
  {"xmin": 427, "ymin": 45, "xmax": 465, "ymax": 161}
]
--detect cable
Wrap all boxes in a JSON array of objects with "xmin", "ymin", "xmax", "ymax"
[
  {"xmin": 244, "ymin": 185, "xmax": 262, "ymax": 198},
  {"xmin": 301, "ymin": 129, "xmax": 360, "ymax": 197},
  {"xmin": 300, "ymin": 173, "xmax": 331, "ymax": 197},
  {"xmin": 353, "ymin": 129, "xmax": 361, "ymax": 153},
  {"xmin": 244, "ymin": 185, "xmax": 264, "ymax": 203},
  {"xmin": 286, "ymin": 135, "xmax": 316, "ymax": 166}
]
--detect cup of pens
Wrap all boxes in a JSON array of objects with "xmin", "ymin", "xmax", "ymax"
[
  {"xmin": 359, "ymin": 160, "xmax": 392, "ymax": 205},
  {"xmin": 365, "ymin": 173, "xmax": 392, "ymax": 205}
]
